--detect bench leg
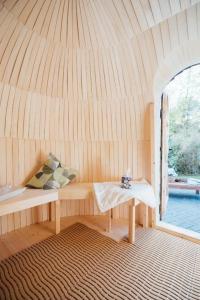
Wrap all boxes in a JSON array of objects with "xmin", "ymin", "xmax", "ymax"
[
  {"xmin": 106, "ymin": 209, "xmax": 112, "ymax": 232},
  {"xmin": 55, "ymin": 200, "xmax": 60, "ymax": 234},
  {"xmin": 129, "ymin": 199, "xmax": 135, "ymax": 244},
  {"xmin": 143, "ymin": 204, "xmax": 149, "ymax": 229},
  {"xmin": 35, "ymin": 206, "xmax": 40, "ymax": 224},
  {"xmin": 49, "ymin": 202, "xmax": 53, "ymax": 221}
]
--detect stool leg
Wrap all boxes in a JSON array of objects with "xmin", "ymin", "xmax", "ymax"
[
  {"xmin": 49, "ymin": 202, "xmax": 53, "ymax": 221},
  {"xmin": 143, "ymin": 204, "xmax": 149, "ymax": 229},
  {"xmin": 55, "ymin": 200, "xmax": 60, "ymax": 234},
  {"xmin": 106, "ymin": 209, "xmax": 112, "ymax": 232},
  {"xmin": 129, "ymin": 199, "xmax": 135, "ymax": 244}
]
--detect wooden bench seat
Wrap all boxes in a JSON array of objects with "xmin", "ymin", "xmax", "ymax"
[
  {"xmin": 59, "ymin": 183, "xmax": 149, "ymax": 243},
  {"xmin": 59, "ymin": 183, "xmax": 92, "ymax": 200},
  {"xmin": 58, "ymin": 183, "xmax": 113, "ymax": 232},
  {"xmin": 0, "ymin": 189, "xmax": 60, "ymax": 234},
  {"xmin": 169, "ymin": 182, "xmax": 200, "ymax": 194},
  {"xmin": 0, "ymin": 183, "xmax": 149, "ymax": 243}
]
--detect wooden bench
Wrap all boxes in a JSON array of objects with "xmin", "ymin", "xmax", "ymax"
[
  {"xmin": 59, "ymin": 183, "xmax": 92, "ymax": 200},
  {"xmin": 0, "ymin": 183, "xmax": 149, "ymax": 243},
  {"xmin": 169, "ymin": 182, "xmax": 200, "ymax": 194},
  {"xmin": 0, "ymin": 189, "xmax": 60, "ymax": 234},
  {"xmin": 59, "ymin": 183, "xmax": 149, "ymax": 243},
  {"xmin": 58, "ymin": 183, "xmax": 112, "ymax": 233}
]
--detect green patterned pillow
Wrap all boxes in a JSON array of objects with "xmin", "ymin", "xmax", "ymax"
[{"xmin": 26, "ymin": 153, "xmax": 77, "ymax": 190}]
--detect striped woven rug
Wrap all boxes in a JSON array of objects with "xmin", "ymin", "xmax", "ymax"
[{"xmin": 0, "ymin": 223, "xmax": 200, "ymax": 300}]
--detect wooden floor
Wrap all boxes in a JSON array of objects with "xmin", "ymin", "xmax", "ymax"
[{"xmin": 0, "ymin": 216, "xmax": 129, "ymax": 261}]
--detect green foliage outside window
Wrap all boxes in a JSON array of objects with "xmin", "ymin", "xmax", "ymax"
[{"xmin": 166, "ymin": 65, "xmax": 200, "ymax": 176}]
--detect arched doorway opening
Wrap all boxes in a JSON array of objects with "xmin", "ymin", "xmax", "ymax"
[{"xmin": 159, "ymin": 64, "xmax": 200, "ymax": 237}]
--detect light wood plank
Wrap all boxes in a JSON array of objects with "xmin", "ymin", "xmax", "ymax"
[{"xmin": 128, "ymin": 199, "xmax": 136, "ymax": 244}]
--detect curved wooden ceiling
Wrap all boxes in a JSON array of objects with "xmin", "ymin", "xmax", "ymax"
[
  {"xmin": 0, "ymin": 0, "xmax": 200, "ymax": 143},
  {"xmin": 1, "ymin": 0, "xmax": 200, "ymax": 49}
]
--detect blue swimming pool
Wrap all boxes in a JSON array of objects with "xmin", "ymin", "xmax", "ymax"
[{"xmin": 163, "ymin": 189, "xmax": 200, "ymax": 233}]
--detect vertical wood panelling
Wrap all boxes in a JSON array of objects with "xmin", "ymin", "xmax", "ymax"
[
  {"xmin": 0, "ymin": 0, "xmax": 200, "ymax": 234},
  {"xmin": 0, "ymin": 137, "xmax": 151, "ymax": 234}
]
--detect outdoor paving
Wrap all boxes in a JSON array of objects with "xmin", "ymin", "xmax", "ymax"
[{"xmin": 163, "ymin": 188, "xmax": 200, "ymax": 233}]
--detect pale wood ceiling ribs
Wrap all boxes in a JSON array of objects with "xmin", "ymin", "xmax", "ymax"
[
  {"xmin": 1, "ymin": 1, "xmax": 199, "ymax": 101},
  {"xmin": 1, "ymin": 0, "xmax": 200, "ymax": 49},
  {"xmin": 0, "ymin": 2, "xmax": 199, "ymax": 145},
  {"xmin": 0, "ymin": 2, "xmax": 200, "ymax": 142}
]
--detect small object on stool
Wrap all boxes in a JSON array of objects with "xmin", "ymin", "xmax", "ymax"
[{"xmin": 121, "ymin": 176, "xmax": 132, "ymax": 189}]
